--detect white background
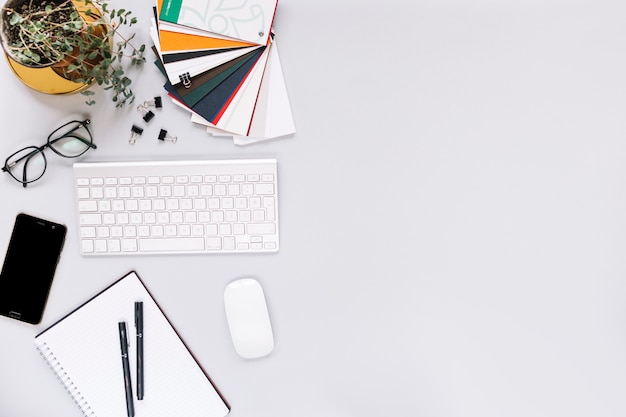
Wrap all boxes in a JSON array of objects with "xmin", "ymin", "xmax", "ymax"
[{"xmin": 1, "ymin": 0, "xmax": 626, "ymax": 416}]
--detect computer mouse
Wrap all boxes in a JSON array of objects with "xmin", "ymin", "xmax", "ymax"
[{"xmin": 224, "ymin": 278, "xmax": 274, "ymax": 359}]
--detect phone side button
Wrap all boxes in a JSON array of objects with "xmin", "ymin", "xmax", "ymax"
[{"xmin": 9, "ymin": 311, "xmax": 21, "ymax": 319}]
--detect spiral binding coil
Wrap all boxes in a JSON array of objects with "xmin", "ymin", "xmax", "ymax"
[{"xmin": 36, "ymin": 342, "xmax": 97, "ymax": 417}]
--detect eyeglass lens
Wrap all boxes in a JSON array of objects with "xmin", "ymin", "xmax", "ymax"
[
  {"xmin": 49, "ymin": 121, "xmax": 93, "ymax": 158},
  {"xmin": 5, "ymin": 146, "xmax": 47, "ymax": 184}
]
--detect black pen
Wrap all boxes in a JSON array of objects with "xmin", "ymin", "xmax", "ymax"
[
  {"xmin": 135, "ymin": 301, "xmax": 144, "ymax": 400},
  {"xmin": 118, "ymin": 322, "xmax": 135, "ymax": 417}
]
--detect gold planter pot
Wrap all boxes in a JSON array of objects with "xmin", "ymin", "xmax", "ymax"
[{"xmin": 1, "ymin": 0, "xmax": 104, "ymax": 95}]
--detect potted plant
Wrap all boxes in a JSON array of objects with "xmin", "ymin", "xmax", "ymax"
[{"xmin": 0, "ymin": 0, "xmax": 145, "ymax": 106}]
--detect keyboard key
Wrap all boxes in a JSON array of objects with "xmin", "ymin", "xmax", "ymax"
[
  {"xmin": 247, "ymin": 223, "xmax": 276, "ymax": 235},
  {"xmin": 91, "ymin": 187, "xmax": 104, "ymax": 199},
  {"xmin": 215, "ymin": 184, "xmax": 226, "ymax": 196},
  {"xmin": 80, "ymin": 214, "xmax": 102, "ymax": 225},
  {"xmin": 255, "ymin": 184, "xmax": 274, "ymax": 195},
  {"xmin": 224, "ymin": 236, "xmax": 235, "ymax": 250},
  {"xmin": 206, "ymin": 237, "xmax": 222, "ymax": 250},
  {"xmin": 105, "ymin": 187, "xmax": 117, "ymax": 198},
  {"xmin": 242, "ymin": 184, "xmax": 254, "ymax": 195},
  {"xmin": 81, "ymin": 240, "xmax": 94, "ymax": 253},
  {"xmin": 132, "ymin": 186, "xmax": 144, "ymax": 198},
  {"xmin": 228, "ymin": 184, "xmax": 240, "ymax": 196},
  {"xmin": 200, "ymin": 185, "xmax": 213, "ymax": 196},
  {"xmin": 77, "ymin": 187, "xmax": 90, "ymax": 199},
  {"xmin": 253, "ymin": 210, "xmax": 265, "ymax": 222},
  {"xmin": 98, "ymin": 200, "xmax": 111, "ymax": 212},
  {"xmin": 219, "ymin": 224, "xmax": 232, "ymax": 235},
  {"xmin": 81, "ymin": 227, "xmax": 96, "ymax": 238},
  {"xmin": 109, "ymin": 239, "xmax": 121, "ymax": 252},
  {"xmin": 79, "ymin": 201, "xmax": 98, "ymax": 212},
  {"xmin": 95, "ymin": 240, "xmax": 108, "ymax": 252},
  {"xmin": 121, "ymin": 239, "xmax": 138, "ymax": 252},
  {"xmin": 139, "ymin": 238, "xmax": 205, "ymax": 252}
]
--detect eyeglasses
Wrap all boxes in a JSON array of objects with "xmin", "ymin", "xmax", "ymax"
[{"xmin": 2, "ymin": 119, "xmax": 96, "ymax": 188}]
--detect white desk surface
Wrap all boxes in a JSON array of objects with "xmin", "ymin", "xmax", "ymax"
[{"xmin": 2, "ymin": 0, "xmax": 626, "ymax": 416}]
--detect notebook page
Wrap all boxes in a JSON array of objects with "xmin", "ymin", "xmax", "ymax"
[{"xmin": 35, "ymin": 272, "xmax": 229, "ymax": 417}]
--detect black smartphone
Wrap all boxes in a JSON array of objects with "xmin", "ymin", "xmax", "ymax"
[{"xmin": 0, "ymin": 213, "xmax": 67, "ymax": 324}]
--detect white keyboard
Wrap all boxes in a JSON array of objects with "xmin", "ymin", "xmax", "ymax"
[{"xmin": 73, "ymin": 159, "xmax": 279, "ymax": 255}]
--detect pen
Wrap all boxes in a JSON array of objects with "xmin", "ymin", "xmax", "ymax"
[
  {"xmin": 118, "ymin": 322, "xmax": 135, "ymax": 417},
  {"xmin": 135, "ymin": 301, "xmax": 144, "ymax": 400}
]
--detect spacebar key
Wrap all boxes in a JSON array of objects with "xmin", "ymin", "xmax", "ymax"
[{"xmin": 139, "ymin": 238, "xmax": 205, "ymax": 252}]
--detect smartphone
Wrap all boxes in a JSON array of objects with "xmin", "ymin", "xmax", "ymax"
[{"xmin": 0, "ymin": 213, "xmax": 67, "ymax": 324}]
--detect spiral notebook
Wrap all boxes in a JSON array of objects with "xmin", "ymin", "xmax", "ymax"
[{"xmin": 34, "ymin": 271, "xmax": 229, "ymax": 417}]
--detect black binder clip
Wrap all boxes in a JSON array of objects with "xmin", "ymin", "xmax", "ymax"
[
  {"xmin": 179, "ymin": 72, "xmax": 192, "ymax": 89},
  {"xmin": 157, "ymin": 129, "xmax": 177, "ymax": 144},
  {"xmin": 129, "ymin": 125, "xmax": 143, "ymax": 144},
  {"xmin": 137, "ymin": 107, "xmax": 155, "ymax": 123},
  {"xmin": 137, "ymin": 96, "xmax": 162, "ymax": 122},
  {"xmin": 140, "ymin": 96, "xmax": 162, "ymax": 110}
]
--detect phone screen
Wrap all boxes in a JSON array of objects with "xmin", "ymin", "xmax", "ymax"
[{"xmin": 0, "ymin": 213, "xmax": 67, "ymax": 324}]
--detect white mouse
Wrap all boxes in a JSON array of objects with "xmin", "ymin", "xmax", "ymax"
[{"xmin": 224, "ymin": 278, "xmax": 274, "ymax": 359}]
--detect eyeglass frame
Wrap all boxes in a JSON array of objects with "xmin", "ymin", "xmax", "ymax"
[{"xmin": 2, "ymin": 119, "xmax": 96, "ymax": 188}]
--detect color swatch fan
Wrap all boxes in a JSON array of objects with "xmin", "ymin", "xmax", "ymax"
[{"xmin": 152, "ymin": 0, "xmax": 295, "ymax": 145}]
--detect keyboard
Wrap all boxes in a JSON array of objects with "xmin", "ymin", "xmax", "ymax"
[{"xmin": 73, "ymin": 159, "xmax": 279, "ymax": 255}]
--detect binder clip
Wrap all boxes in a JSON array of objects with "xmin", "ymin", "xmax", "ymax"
[
  {"xmin": 179, "ymin": 72, "xmax": 191, "ymax": 89},
  {"xmin": 141, "ymin": 96, "xmax": 162, "ymax": 110},
  {"xmin": 136, "ymin": 96, "xmax": 161, "ymax": 122},
  {"xmin": 157, "ymin": 129, "xmax": 177, "ymax": 144},
  {"xmin": 128, "ymin": 125, "xmax": 143, "ymax": 144}
]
